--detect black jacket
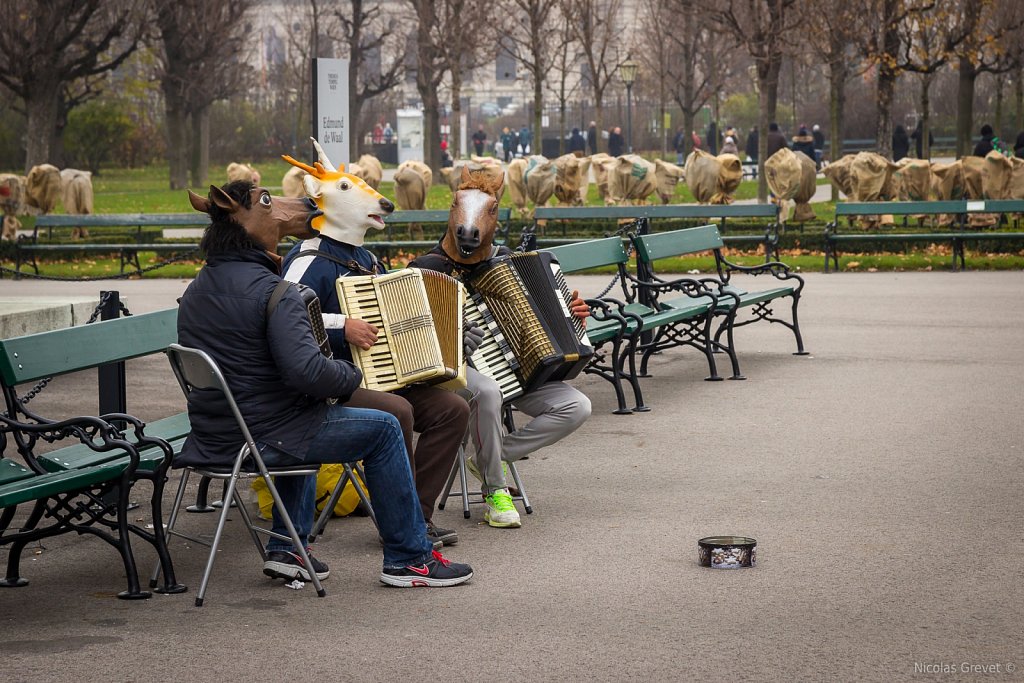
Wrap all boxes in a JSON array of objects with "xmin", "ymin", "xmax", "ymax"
[
  {"xmin": 176, "ymin": 249, "xmax": 362, "ymax": 466},
  {"xmin": 973, "ymin": 134, "xmax": 994, "ymax": 158},
  {"xmin": 408, "ymin": 242, "xmax": 512, "ymax": 280}
]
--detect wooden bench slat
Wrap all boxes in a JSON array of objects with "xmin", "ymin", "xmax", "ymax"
[
  {"xmin": 0, "ymin": 458, "xmax": 34, "ymax": 486},
  {"xmin": 535, "ymin": 204, "xmax": 777, "ymax": 220},
  {"xmin": 34, "ymin": 213, "xmax": 210, "ymax": 227},
  {"xmin": 543, "ymin": 236, "xmax": 629, "ymax": 272},
  {"xmin": 0, "ymin": 461, "xmax": 128, "ymax": 508},
  {"xmin": 634, "ymin": 225, "xmax": 724, "ymax": 261},
  {"xmin": 0, "ymin": 309, "xmax": 178, "ymax": 385}
]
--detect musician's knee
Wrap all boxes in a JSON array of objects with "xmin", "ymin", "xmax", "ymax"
[
  {"xmin": 552, "ymin": 389, "xmax": 591, "ymax": 430},
  {"xmin": 470, "ymin": 375, "xmax": 503, "ymax": 414}
]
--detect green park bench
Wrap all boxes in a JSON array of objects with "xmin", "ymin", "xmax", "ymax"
[
  {"xmin": 532, "ymin": 204, "xmax": 781, "ymax": 259},
  {"xmin": 824, "ymin": 200, "xmax": 1024, "ymax": 272},
  {"xmin": 0, "ymin": 296, "xmax": 187, "ymax": 598},
  {"xmin": 630, "ymin": 225, "xmax": 809, "ymax": 380},
  {"xmin": 17, "ymin": 213, "xmax": 210, "ymax": 277},
  {"xmin": 540, "ymin": 234, "xmax": 728, "ymax": 412}
]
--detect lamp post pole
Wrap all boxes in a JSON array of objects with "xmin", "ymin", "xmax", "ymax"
[{"xmin": 620, "ymin": 58, "xmax": 638, "ymax": 155}]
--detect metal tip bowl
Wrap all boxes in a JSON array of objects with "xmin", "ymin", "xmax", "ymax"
[{"xmin": 698, "ymin": 536, "xmax": 757, "ymax": 569}]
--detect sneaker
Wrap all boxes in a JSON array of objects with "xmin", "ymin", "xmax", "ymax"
[
  {"xmin": 426, "ymin": 522, "xmax": 458, "ymax": 546},
  {"xmin": 484, "ymin": 488, "xmax": 522, "ymax": 528},
  {"xmin": 380, "ymin": 550, "xmax": 473, "ymax": 587},
  {"xmin": 263, "ymin": 548, "xmax": 330, "ymax": 581}
]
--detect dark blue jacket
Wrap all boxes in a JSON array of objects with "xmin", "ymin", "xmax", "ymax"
[
  {"xmin": 281, "ymin": 235, "xmax": 385, "ymax": 362},
  {"xmin": 176, "ymin": 248, "xmax": 362, "ymax": 466}
]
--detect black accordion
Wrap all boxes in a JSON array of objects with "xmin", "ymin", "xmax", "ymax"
[{"xmin": 467, "ymin": 251, "xmax": 593, "ymax": 393}]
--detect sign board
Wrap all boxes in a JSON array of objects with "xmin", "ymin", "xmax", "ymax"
[
  {"xmin": 312, "ymin": 58, "xmax": 350, "ymax": 168},
  {"xmin": 966, "ymin": 200, "xmax": 985, "ymax": 212},
  {"xmin": 397, "ymin": 109, "xmax": 424, "ymax": 165}
]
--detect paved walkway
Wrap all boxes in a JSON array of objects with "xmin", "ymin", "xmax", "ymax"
[{"xmin": 1, "ymin": 272, "xmax": 1022, "ymax": 682}]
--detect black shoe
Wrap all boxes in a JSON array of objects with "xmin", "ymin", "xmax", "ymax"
[
  {"xmin": 263, "ymin": 548, "xmax": 330, "ymax": 581},
  {"xmin": 380, "ymin": 550, "xmax": 473, "ymax": 587},
  {"xmin": 426, "ymin": 523, "xmax": 458, "ymax": 546}
]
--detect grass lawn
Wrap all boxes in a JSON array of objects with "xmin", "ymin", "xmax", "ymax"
[{"xmin": 4, "ymin": 161, "xmax": 1022, "ymax": 277}]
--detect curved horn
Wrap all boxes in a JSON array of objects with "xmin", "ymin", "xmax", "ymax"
[
  {"xmin": 310, "ymin": 137, "xmax": 337, "ymax": 173},
  {"xmin": 282, "ymin": 154, "xmax": 318, "ymax": 176}
]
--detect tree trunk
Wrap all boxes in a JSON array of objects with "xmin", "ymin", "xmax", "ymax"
[
  {"xmin": 190, "ymin": 106, "xmax": 210, "ymax": 188},
  {"xmin": 757, "ymin": 82, "xmax": 770, "ymax": 202},
  {"xmin": 593, "ymin": 89, "xmax": 604, "ymax": 155},
  {"xmin": 1015, "ymin": 64, "xmax": 1023, "ymax": 135},
  {"xmin": 956, "ymin": 56, "xmax": 976, "ymax": 158},
  {"xmin": 828, "ymin": 56, "xmax": 847, "ymax": 202},
  {"xmin": 920, "ymin": 73, "xmax": 933, "ymax": 160},
  {"xmin": 451, "ymin": 70, "xmax": 462, "ymax": 160},
  {"xmin": 994, "ymin": 74, "xmax": 1004, "ymax": 139},
  {"xmin": 559, "ymin": 101, "xmax": 566, "ymax": 156},
  {"xmin": 166, "ymin": 103, "xmax": 189, "ymax": 190},
  {"xmin": 24, "ymin": 87, "xmax": 60, "ymax": 172},
  {"xmin": 683, "ymin": 109, "xmax": 696, "ymax": 156},
  {"xmin": 533, "ymin": 74, "xmax": 543, "ymax": 155},
  {"xmin": 875, "ymin": 68, "xmax": 895, "ymax": 159}
]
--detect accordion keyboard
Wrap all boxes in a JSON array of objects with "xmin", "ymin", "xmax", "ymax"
[{"xmin": 465, "ymin": 293, "xmax": 524, "ymax": 402}]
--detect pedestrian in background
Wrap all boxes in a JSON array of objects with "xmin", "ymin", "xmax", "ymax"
[
  {"xmin": 812, "ymin": 124, "xmax": 825, "ymax": 166},
  {"xmin": 766, "ymin": 122, "xmax": 788, "ymax": 158},
  {"xmin": 519, "ymin": 125, "xmax": 531, "ymax": 156},
  {"xmin": 745, "ymin": 126, "xmax": 759, "ymax": 163},
  {"xmin": 569, "ymin": 127, "xmax": 587, "ymax": 157},
  {"xmin": 673, "ymin": 126, "xmax": 687, "ymax": 164},
  {"xmin": 892, "ymin": 124, "xmax": 910, "ymax": 161},
  {"xmin": 500, "ymin": 127, "xmax": 513, "ymax": 162},
  {"xmin": 587, "ymin": 121, "xmax": 598, "ymax": 155},
  {"xmin": 472, "ymin": 125, "xmax": 488, "ymax": 157},
  {"xmin": 608, "ymin": 126, "xmax": 625, "ymax": 157}
]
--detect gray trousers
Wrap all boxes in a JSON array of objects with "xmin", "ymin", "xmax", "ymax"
[{"xmin": 462, "ymin": 366, "xmax": 591, "ymax": 494}]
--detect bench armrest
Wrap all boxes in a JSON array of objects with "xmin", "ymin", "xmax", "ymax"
[
  {"xmin": 582, "ymin": 297, "xmax": 630, "ymax": 337},
  {"xmin": 0, "ymin": 413, "xmax": 144, "ymax": 474},
  {"xmin": 629, "ymin": 271, "xmax": 720, "ymax": 301},
  {"xmin": 717, "ymin": 255, "xmax": 804, "ymax": 288}
]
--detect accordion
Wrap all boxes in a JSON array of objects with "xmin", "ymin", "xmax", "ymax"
[
  {"xmin": 464, "ymin": 292, "xmax": 525, "ymax": 402},
  {"xmin": 467, "ymin": 251, "xmax": 593, "ymax": 393},
  {"xmin": 336, "ymin": 268, "xmax": 466, "ymax": 393},
  {"xmin": 294, "ymin": 282, "xmax": 337, "ymax": 404}
]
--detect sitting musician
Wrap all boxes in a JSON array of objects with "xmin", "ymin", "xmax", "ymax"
[
  {"xmin": 178, "ymin": 181, "xmax": 472, "ymax": 587},
  {"xmin": 281, "ymin": 143, "xmax": 468, "ymax": 548},
  {"xmin": 409, "ymin": 167, "xmax": 592, "ymax": 529}
]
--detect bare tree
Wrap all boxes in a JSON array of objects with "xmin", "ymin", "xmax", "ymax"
[
  {"xmin": 155, "ymin": 1, "xmax": 254, "ymax": 189},
  {"xmin": 335, "ymin": 0, "xmax": 406, "ymax": 160},
  {"xmin": 707, "ymin": 0, "xmax": 798, "ymax": 201},
  {"xmin": 894, "ymin": 3, "xmax": 972, "ymax": 160},
  {"xmin": 636, "ymin": 0, "xmax": 675, "ymax": 158},
  {"xmin": 0, "ymin": 0, "xmax": 146, "ymax": 171},
  {"xmin": 503, "ymin": 0, "xmax": 563, "ymax": 153},
  {"xmin": 408, "ymin": 0, "xmax": 449, "ymax": 175},
  {"xmin": 951, "ymin": 0, "xmax": 1024, "ymax": 156},
  {"xmin": 562, "ymin": 0, "xmax": 625, "ymax": 155},
  {"xmin": 546, "ymin": 9, "xmax": 583, "ymax": 155},
  {"xmin": 804, "ymin": 0, "xmax": 862, "ymax": 195}
]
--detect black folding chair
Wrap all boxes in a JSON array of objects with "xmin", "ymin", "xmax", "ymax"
[{"xmin": 150, "ymin": 344, "xmax": 327, "ymax": 606}]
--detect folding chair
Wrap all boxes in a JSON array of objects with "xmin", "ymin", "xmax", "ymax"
[
  {"xmin": 439, "ymin": 405, "xmax": 533, "ymax": 518},
  {"xmin": 150, "ymin": 344, "xmax": 327, "ymax": 607},
  {"xmin": 309, "ymin": 461, "xmax": 376, "ymax": 541}
]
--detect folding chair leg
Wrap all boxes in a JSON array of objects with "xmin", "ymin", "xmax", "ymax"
[
  {"xmin": 507, "ymin": 461, "xmax": 533, "ymax": 514},
  {"xmin": 194, "ymin": 474, "xmax": 240, "ymax": 607},
  {"xmin": 232, "ymin": 486, "xmax": 268, "ymax": 560},
  {"xmin": 310, "ymin": 464, "xmax": 378, "ymax": 541},
  {"xmin": 260, "ymin": 473, "xmax": 326, "ymax": 600},
  {"xmin": 457, "ymin": 449, "xmax": 472, "ymax": 519},
  {"xmin": 438, "ymin": 456, "xmax": 460, "ymax": 511}
]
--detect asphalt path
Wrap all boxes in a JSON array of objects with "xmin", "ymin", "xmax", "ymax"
[{"xmin": 1, "ymin": 271, "xmax": 1022, "ymax": 682}]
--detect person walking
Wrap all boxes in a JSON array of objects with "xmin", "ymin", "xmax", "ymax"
[
  {"xmin": 811, "ymin": 124, "xmax": 825, "ymax": 166},
  {"xmin": 587, "ymin": 121, "xmax": 598, "ymax": 155},
  {"xmin": 766, "ymin": 122, "xmax": 788, "ymax": 158},
  {"xmin": 518, "ymin": 125, "xmax": 532, "ymax": 156},
  {"xmin": 500, "ymin": 127, "xmax": 513, "ymax": 162},
  {"xmin": 673, "ymin": 126, "xmax": 687, "ymax": 164},
  {"xmin": 568, "ymin": 127, "xmax": 587, "ymax": 157},
  {"xmin": 745, "ymin": 126, "xmax": 759, "ymax": 163},
  {"xmin": 892, "ymin": 124, "xmax": 910, "ymax": 161},
  {"xmin": 973, "ymin": 124, "xmax": 996, "ymax": 157},
  {"xmin": 791, "ymin": 125, "xmax": 816, "ymax": 159},
  {"xmin": 472, "ymin": 124, "xmax": 488, "ymax": 157},
  {"xmin": 721, "ymin": 135, "xmax": 739, "ymax": 156},
  {"xmin": 608, "ymin": 126, "xmax": 625, "ymax": 157},
  {"xmin": 706, "ymin": 120, "xmax": 719, "ymax": 155},
  {"xmin": 911, "ymin": 120, "xmax": 934, "ymax": 159}
]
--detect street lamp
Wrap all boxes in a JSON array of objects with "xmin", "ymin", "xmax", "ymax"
[{"xmin": 620, "ymin": 58, "xmax": 639, "ymax": 154}]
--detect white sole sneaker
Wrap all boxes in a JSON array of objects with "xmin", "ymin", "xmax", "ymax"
[
  {"xmin": 379, "ymin": 570, "xmax": 474, "ymax": 587},
  {"xmin": 484, "ymin": 506, "xmax": 522, "ymax": 528}
]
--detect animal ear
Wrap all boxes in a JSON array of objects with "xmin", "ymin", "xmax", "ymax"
[
  {"xmin": 460, "ymin": 165, "xmax": 472, "ymax": 184},
  {"xmin": 492, "ymin": 174, "xmax": 505, "ymax": 203},
  {"xmin": 302, "ymin": 175, "xmax": 323, "ymax": 199},
  {"xmin": 188, "ymin": 189, "xmax": 212, "ymax": 213},
  {"xmin": 208, "ymin": 185, "xmax": 240, "ymax": 213}
]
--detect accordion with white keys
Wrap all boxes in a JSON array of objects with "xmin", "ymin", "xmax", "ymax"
[
  {"xmin": 336, "ymin": 268, "xmax": 466, "ymax": 393},
  {"xmin": 464, "ymin": 292, "xmax": 525, "ymax": 402},
  {"xmin": 467, "ymin": 251, "xmax": 594, "ymax": 393}
]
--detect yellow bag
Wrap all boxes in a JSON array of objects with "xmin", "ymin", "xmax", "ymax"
[{"xmin": 252, "ymin": 463, "xmax": 368, "ymax": 520}]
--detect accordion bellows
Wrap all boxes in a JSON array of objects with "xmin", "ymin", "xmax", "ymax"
[
  {"xmin": 468, "ymin": 251, "xmax": 593, "ymax": 393},
  {"xmin": 336, "ymin": 269, "xmax": 466, "ymax": 392}
]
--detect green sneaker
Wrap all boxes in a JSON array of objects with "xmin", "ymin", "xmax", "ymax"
[{"xmin": 484, "ymin": 488, "xmax": 522, "ymax": 528}]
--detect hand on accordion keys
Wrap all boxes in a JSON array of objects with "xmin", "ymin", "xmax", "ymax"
[
  {"xmin": 569, "ymin": 290, "xmax": 591, "ymax": 320},
  {"xmin": 346, "ymin": 318, "xmax": 380, "ymax": 350},
  {"xmin": 463, "ymin": 324, "xmax": 486, "ymax": 357}
]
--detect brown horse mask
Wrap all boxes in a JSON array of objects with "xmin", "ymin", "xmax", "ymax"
[
  {"xmin": 188, "ymin": 184, "xmax": 321, "ymax": 253},
  {"xmin": 442, "ymin": 165, "xmax": 506, "ymax": 264}
]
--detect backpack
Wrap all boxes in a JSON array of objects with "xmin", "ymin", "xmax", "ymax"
[{"xmin": 252, "ymin": 464, "xmax": 369, "ymax": 519}]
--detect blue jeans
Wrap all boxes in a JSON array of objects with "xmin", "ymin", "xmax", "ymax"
[{"xmin": 259, "ymin": 405, "xmax": 433, "ymax": 569}]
